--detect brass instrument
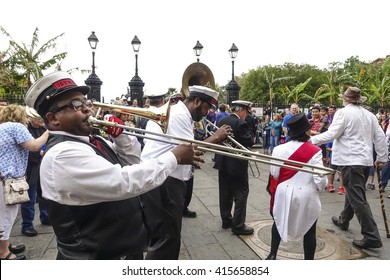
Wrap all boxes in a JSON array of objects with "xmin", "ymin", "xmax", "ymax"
[
  {"xmin": 93, "ymin": 101, "xmax": 171, "ymax": 133},
  {"xmin": 181, "ymin": 62, "xmax": 216, "ymax": 97},
  {"xmin": 203, "ymin": 117, "xmax": 261, "ymax": 178},
  {"xmin": 88, "ymin": 108, "xmax": 335, "ymax": 177}
]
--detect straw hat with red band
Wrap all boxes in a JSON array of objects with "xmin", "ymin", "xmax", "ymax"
[
  {"xmin": 25, "ymin": 71, "xmax": 90, "ymax": 116},
  {"xmin": 188, "ymin": 85, "xmax": 218, "ymax": 108}
]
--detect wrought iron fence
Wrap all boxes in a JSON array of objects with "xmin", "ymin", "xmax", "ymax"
[{"xmin": 0, "ymin": 92, "xmax": 25, "ymax": 105}]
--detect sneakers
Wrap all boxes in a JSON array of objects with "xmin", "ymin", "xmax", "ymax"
[
  {"xmin": 328, "ymin": 185, "xmax": 335, "ymax": 192},
  {"xmin": 366, "ymin": 183, "xmax": 375, "ymax": 190},
  {"xmin": 338, "ymin": 186, "xmax": 345, "ymax": 195}
]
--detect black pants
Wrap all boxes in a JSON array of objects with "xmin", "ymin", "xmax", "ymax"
[
  {"xmin": 183, "ymin": 176, "xmax": 194, "ymax": 210},
  {"xmin": 338, "ymin": 166, "xmax": 381, "ymax": 242},
  {"xmin": 218, "ymin": 170, "xmax": 249, "ymax": 229},
  {"xmin": 145, "ymin": 176, "xmax": 186, "ymax": 260},
  {"xmin": 269, "ymin": 220, "xmax": 317, "ymax": 260},
  {"xmin": 140, "ymin": 187, "xmax": 164, "ymax": 254}
]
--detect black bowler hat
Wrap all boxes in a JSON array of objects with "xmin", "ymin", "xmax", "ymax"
[{"xmin": 286, "ymin": 113, "xmax": 313, "ymax": 138}]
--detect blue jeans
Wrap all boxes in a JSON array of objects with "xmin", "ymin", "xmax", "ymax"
[
  {"xmin": 21, "ymin": 183, "xmax": 48, "ymax": 230},
  {"xmin": 381, "ymin": 163, "xmax": 390, "ymax": 190},
  {"xmin": 270, "ymin": 135, "xmax": 280, "ymax": 154}
]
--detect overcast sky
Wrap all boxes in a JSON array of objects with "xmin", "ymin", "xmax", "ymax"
[{"xmin": 1, "ymin": 0, "xmax": 389, "ymax": 102}]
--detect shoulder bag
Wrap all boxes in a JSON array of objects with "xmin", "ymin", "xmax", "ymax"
[{"xmin": 3, "ymin": 177, "xmax": 30, "ymax": 205}]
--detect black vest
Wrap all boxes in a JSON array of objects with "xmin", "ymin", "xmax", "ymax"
[{"xmin": 41, "ymin": 134, "xmax": 148, "ymax": 259}]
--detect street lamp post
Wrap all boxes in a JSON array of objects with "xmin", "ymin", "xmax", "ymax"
[
  {"xmin": 193, "ymin": 40, "xmax": 203, "ymax": 62},
  {"xmin": 226, "ymin": 43, "xmax": 240, "ymax": 105},
  {"xmin": 128, "ymin": 35, "xmax": 145, "ymax": 107},
  {"xmin": 85, "ymin": 31, "xmax": 103, "ymax": 102}
]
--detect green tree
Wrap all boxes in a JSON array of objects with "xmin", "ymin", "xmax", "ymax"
[
  {"xmin": 279, "ymin": 77, "xmax": 313, "ymax": 104},
  {"xmin": 263, "ymin": 67, "xmax": 294, "ymax": 112},
  {"xmin": 0, "ymin": 26, "xmax": 67, "ymax": 95},
  {"xmin": 364, "ymin": 56, "xmax": 390, "ymax": 107}
]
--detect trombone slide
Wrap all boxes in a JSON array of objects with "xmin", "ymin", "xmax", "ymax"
[{"xmin": 89, "ymin": 116, "xmax": 335, "ymax": 177}]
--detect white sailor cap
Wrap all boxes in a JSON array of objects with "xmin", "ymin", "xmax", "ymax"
[
  {"xmin": 144, "ymin": 92, "xmax": 165, "ymax": 99},
  {"xmin": 25, "ymin": 71, "xmax": 90, "ymax": 116},
  {"xmin": 188, "ymin": 85, "xmax": 218, "ymax": 108},
  {"xmin": 169, "ymin": 92, "xmax": 183, "ymax": 99},
  {"xmin": 231, "ymin": 100, "xmax": 252, "ymax": 112}
]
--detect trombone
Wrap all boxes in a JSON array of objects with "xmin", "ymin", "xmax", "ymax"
[
  {"xmin": 203, "ymin": 117, "xmax": 261, "ymax": 178},
  {"xmin": 88, "ymin": 105, "xmax": 335, "ymax": 177}
]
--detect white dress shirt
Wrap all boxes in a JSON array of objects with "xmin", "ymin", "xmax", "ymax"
[
  {"xmin": 311, "ymin": 104, "xmax": 387, "ymax": 166},
  {"xmin": 141, "ymin": 100, "xmax": 194, "ymax": 181},
  {"xmin": 40, "ymin": 131, "xmax": 177, "ymax": 205}
]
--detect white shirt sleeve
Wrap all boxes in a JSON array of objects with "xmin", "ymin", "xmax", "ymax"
[{"xmin": 40, "ymin": 141, "xmax": 177, "ymax": 205}]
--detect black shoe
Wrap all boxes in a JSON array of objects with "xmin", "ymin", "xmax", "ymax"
[
  {"xmin": 21, "ymin": 228, "xmax": 38, "ymax": 237},
  {"xmin": 8, "ymin": 244, "xmax": 25, "ymax": 254},
  {"xmin": 352, "ymin": 238, "xmax": 382, "ymax": 249},
  {"xmin": 265, "ymin": 253, "xmax": 276, "ymax": 260},
  {"xmin": 183, "ymin": 208, "xmax": 197, "ymax": 218},
  {"xmin": 231, "ymin": 225, "xmax": 254, "ymax": 235},
  {"xmin": 41, "ymin": 218, "xmax": 51, "ymax": 226},
  {"xmin": 222, "ymin": 222, "xmax": 232, "ymax": 229},
  {"xmin": 331, "ymin": 216, "xmax": 348, "ymax": 231},
  {"xmin": 0, "ymin": 252, "xmax": 26, "ymax": 260}
]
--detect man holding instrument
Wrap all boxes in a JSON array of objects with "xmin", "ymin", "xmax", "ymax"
[
  {"xmin": 213, "ymin": 100, "xmax": 254, "ymax": 235},
  {"xmin": 311, "ymin": 87, "xmax": 387, "ymax": 249},
  {"xmin": 24, "ymin": 71, "xmax": 204, "ymax": 260},
  {"xmin": 141, "ymin": 85, "xmax": 232, "ymax": 259}
]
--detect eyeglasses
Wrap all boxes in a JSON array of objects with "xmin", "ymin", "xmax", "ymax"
[{"xmin": 51, "ymin": 100, "xmax": 93, "ymax": 114}]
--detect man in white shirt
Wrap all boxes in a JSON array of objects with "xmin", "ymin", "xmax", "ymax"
[
  {"xmin": 142, "ymin": 85, "xmax": 232, "ymax": 259},
  {"xmin": 24, "ymin": 71, "xmax": 203, "ymax": 259},
  {"xmin": 311, "ymin": 87, "xmax": 387, "ymax": 249},
  {"xmin": 282, "ymin": 103, "xmax": 300, "ymax": 142}
]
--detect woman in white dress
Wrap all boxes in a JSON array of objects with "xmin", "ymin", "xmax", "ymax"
[{"xmin": 266, "ymin": 113, "xmax": 327, "ymax": 260}]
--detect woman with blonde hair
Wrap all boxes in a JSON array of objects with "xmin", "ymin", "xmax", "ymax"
[{"xmin": 0, "ymin": 104, "xmax": 49, "ymax": 260}]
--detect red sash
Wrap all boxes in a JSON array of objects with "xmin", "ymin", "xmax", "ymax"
[{"xmin": 268, "ymin": 142, "xmax": 320, "ymax": 214}]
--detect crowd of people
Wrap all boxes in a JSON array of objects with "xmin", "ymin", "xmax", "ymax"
[{"xmin": 0, "ymin": 71, "xmax": 389, "ymax": 261}]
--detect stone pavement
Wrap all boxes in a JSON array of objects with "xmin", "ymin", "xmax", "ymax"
[{"xmin": 9, "ymin": 148, "xmax": 390, "ymax": 260}]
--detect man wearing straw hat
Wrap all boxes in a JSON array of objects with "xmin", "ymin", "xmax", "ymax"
[{"xmin": 311, "ymin": 86, "xmax": 387, "ymax": 249}]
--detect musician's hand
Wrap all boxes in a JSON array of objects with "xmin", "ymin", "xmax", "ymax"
[
  {"xmin": 211, "ymin": 125, "xmax": 233, "ymax": 143},
  {"xmin": 172, "ymin": 143, "xmax": 204, "ymax": 168},
  {"xmin": 104, "ymin": 115, "xmax": 124, "ymax": 138}
]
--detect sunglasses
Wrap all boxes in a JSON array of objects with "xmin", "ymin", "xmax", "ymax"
[{"xmin": 51, "ymin": 100, "xmax": 93, "ymax": 114}]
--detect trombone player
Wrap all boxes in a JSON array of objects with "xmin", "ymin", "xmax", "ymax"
[
  {"xmin": 24, "ymin": 71, "xmax": 204, "ymax": 260},
  {"xmin": 142, "ymin": 85, "xmax": 232, "ymax": 260},
  {"xmin": 213, "ymin": 100, "xmax": 255, "ymax": 235}
]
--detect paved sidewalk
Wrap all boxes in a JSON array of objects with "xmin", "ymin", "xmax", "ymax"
[{"xmin": 9, "ymin": 149, "xmax": 390, "ymax": 260}]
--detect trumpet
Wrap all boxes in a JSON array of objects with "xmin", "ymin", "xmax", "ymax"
[
  {"xmin": 203, "ymin": 117, "xmax": 261, "ymax": 178},
  {"xmin": 92, "ymin": 101, "xmax": 171, "ymax": 133},
  {"xmin": 88, "ymin": 109, "xmax": 335, "ymax": 177}
]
